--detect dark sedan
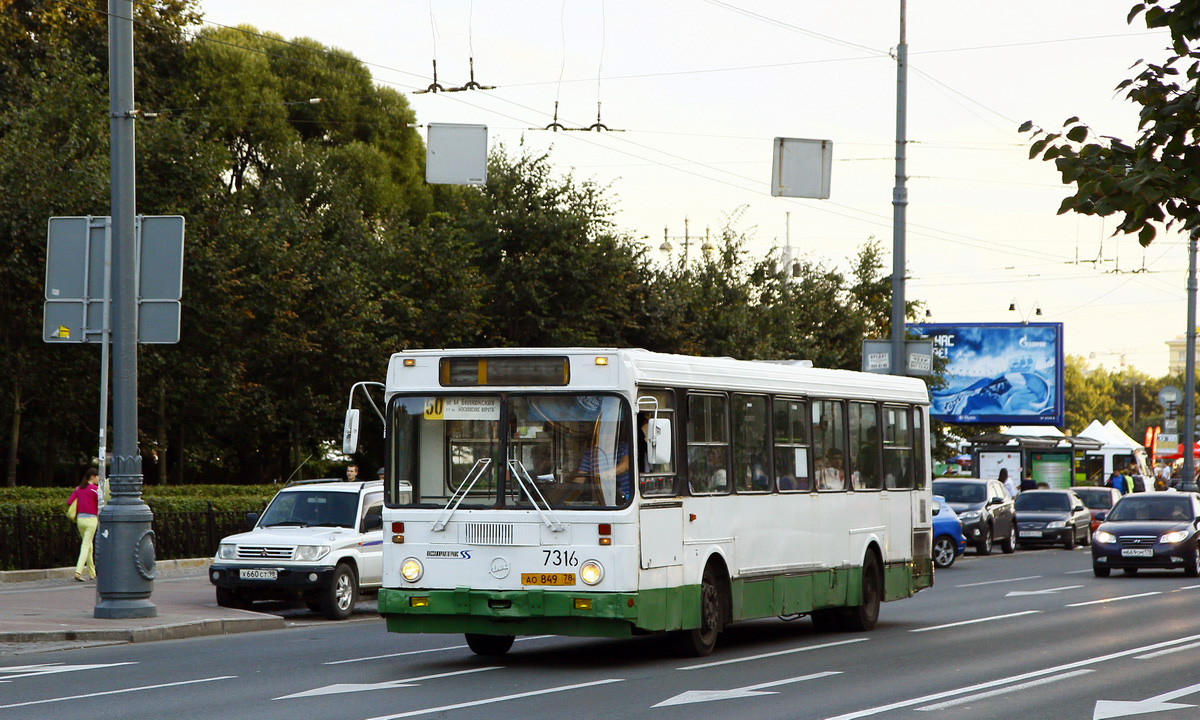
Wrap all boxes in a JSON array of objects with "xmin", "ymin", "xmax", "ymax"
[
  {"xmin": 1014, "ymin": 489, "xmax": 1092, "ymax": 549},
  {"xmin": 1092, "ymin": 493, "xmax": 1200, "ymax": 577},
  {"xmin": 932, "ymin": 478, "xmax": 1016, "ymax": 555}
]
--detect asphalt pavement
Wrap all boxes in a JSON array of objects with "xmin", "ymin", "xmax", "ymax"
[{"xmin": 0, "ymin": 560, "xmax": 287, "ymax": 655}]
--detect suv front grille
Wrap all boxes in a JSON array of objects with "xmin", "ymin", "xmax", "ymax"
[{"xmin": 237, "ymin": 545, "xmax": 294, "ymax": 560}]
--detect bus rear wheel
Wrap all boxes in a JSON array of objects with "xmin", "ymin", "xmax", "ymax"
[
  {"xmin": 672, "ymin": 565, "xmax": 723, "ymax": 657},
  {"xmin": 465, "ymin": 633, "xmax": 515, "ymax": 656}
]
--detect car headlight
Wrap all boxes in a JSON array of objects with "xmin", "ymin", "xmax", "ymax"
[
  {"xmin": 1095, "ymin": 531, "xmax": 1117, "ymax": 544},
  {"xmin": 1161, "ymin": 530, "xmax": 1190, "ymax": 544},
  {"xmin": 580, "ymin": 560, "xmax": 604, "ymax": 586},
  {"xmin": 1046, "ymin": 520, "xmax": 1066, "ymax": 529},
  {"xmin": 401, "ymin": 557, "xmax": 423, "ymax": 582},
  {"xmin": 217, "ymin": 543, "xmax": 236, "ymax": 559},
  {"xmin": 959, "ymin": 511, "xmax": 980, "ymax": 520},
  {"xmin": 295, "ymin": 545, "xmax": 330, "ymax": 561}
]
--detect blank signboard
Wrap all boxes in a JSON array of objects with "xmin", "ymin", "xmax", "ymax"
[
  {"xmin": 770, "ymin": 137, "xmax": 832, "ymax": 199},
  {"xmin": 426, "ymin": 123, "xmax": 487, "ymax": 185}
]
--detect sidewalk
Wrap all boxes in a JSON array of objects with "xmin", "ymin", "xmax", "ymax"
[{"xmin": 0, "ymin": 559, "xmax": 285, "ymax": 655}]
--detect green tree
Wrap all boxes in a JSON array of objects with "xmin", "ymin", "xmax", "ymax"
[{"xmin": 1022, "ymin": 0, "xmax": 1200, "ymax": 243}]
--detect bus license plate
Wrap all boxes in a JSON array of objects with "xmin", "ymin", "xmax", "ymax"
[
  {"xmin": 521, "ymin": 573, "xmax": 576, "ymax": 586},
  {"xmin": 1121, "ymin": 548, "xmax": 1153, "ymax": 558},
  {"xmin": 239, "ymin": 569, "xmax": 277, "ymax": 580}
]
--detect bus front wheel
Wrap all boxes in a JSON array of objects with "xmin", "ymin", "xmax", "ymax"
[
  {"xmin": 842, "ymin": 552, "xmax": 882, "ymax": 632},
  {"xmin": 672, "ymin": 565, "xmax": 723, "ymax": 657},
  {"xmin": 465, "ymin": 633, "xmax": 515, "ymax": 656}
]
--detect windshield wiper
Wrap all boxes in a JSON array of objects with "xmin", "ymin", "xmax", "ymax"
[
  {"xmin": 310, "ymin": 522, "xmax": 351, "ymax": 528},
  {"xmin": 508, "ymin": 458, "xmax": 564, "ymax": 532},
  {"xmin": 265, "ymin": 521, "xmax": 307, "ymax": 527},
  {"xmin": 432, "ymin": 458, "xmax": 492, "ymax": 532}
]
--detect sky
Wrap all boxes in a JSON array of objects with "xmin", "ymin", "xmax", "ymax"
[{"xmin": 195, "ymin": 0, "xmax": 1186, "ymax": 378}]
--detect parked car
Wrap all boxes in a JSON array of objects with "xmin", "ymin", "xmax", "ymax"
[
  {"xmin": 932, "ymin": 494, "xmax": 966, "ymax": 569},
  {"xmin": 1013, "ymin": 489, "xmax": 1092, "ymax": 549},
  {"xmin": 1071, "ymin": 486, "xmax": 1123, "ymax": 533},
  {"xmin": 931, "ymin": 478, "xmax": 1016, "ymax": 555},
  {"xmin": 208, "ymin": 479, "xmax": 384, "ymax": 619},
  {"xmin": 1092, "ymin": 492, "xmax": 1200, "ymax": 577}
]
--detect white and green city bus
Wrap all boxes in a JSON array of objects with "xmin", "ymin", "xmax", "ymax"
[{"xmin": 344, "ymin": 348, "xmax": 934, "ymax": 656}]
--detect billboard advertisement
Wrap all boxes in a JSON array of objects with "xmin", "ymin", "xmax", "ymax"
[{"xmin": 908, "ymin": 323, "xmax": 1064, "ymax": 426}]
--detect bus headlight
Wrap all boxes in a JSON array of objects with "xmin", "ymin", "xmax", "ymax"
[
  {"xmin": 295, "ymin": 545, "xmax": 330, "ymax": 561},
  {"xmin": 401, "ymin": 558, "xmax": 424, "ymax": 582},
  {"xmin": 580, "ymin": 560, "xmax": 604, "ymax": 585},
  {"xmin": 217, "ymin": 544, "xmax": 236, "ymax": 559}
]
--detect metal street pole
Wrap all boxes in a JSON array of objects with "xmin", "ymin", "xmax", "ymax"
[
  {"xmin": 95, "ymin": 0, "xmax": 156, "ymax": 618},
  {"xmin": 1184, "ymin": 229, "xmax": 1198, "ymax": 487},
  {"xmin": 890, "ymin": 0, "xmax": 908, "ymax": 376}
]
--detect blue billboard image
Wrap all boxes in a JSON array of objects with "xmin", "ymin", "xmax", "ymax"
[{"xmin": 909, "ymin": 323, "xmax": 1064, "ymax": 426}]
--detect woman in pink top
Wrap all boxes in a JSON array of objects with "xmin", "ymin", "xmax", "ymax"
[{"xmin": 67, "ymin": 468, "xmax": 101, "ymax": 581}]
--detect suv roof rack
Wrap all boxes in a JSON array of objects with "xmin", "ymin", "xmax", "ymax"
[{"xmin": 283, "ymin": 477, "xmax": 346, "ymax": 487}]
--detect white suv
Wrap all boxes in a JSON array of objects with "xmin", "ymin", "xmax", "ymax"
[{"xmin": 208, "ymin": 479, "xmax": 384, "ymax": 619}]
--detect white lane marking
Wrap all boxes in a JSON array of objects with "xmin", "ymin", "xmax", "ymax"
[
  {"xmin": 679, "ymin": 638, "xmax": 868, "ymax": 670},
  {"xmin": 275, "ymin": 666, "xmax": 498, "ymax": 699},
  {"xmin": 954, "ymin": 575, "xmax": 1042, "ymax": 588},
  {"xmin": 0, "ymin": 662, "xmax": 135, "ymax": 680},
  {"xmin": 0, "ymin": 675, "xmax": 235, "ymax": 710},
  {"xmin": 1065, "ymin": 569, "xmax": 1094, "ymax": 574},
  {"xmin": 916, "ymin": 669, "xmax": 1093, "ymax": 711},
  {"xmin": 1147, "ymin": 680, "xmax": 1200, "ymax": 703},
  {"xmin": 325, "ymin": 635, "xmax": 552, "ymax": 665},
  {"xmin": 654, "ymin": 671, "xmax": 839, "ymax": 707},
  {"xmin": 1067, "ymin": 592, "xmax": 1161, "ymax": 607},
  {"xmin": 362, "ymin": 678, "xmax": 624, "ymax": 720},
  {"xmin": 1179, "ymin": 584, "xmax": 1200, "ymax": 590},
  {"xmin": 1006, "ymin": 585, "xmax": 1084, "ymax": 597},
  {"xmin": 1135, "ymin": 640, "xmax": 1200, "ymax": 660},
  {"xmin": 909, "ymin": 610, "xmax": 1040, "ymax": 633},
  {"xmin": 818, "ymin": 633, "xmax": 1200, "ymax": 720},
  {"xmin": 1093, "ymin": 682, "xmax": 1200, "ymax": 719}
]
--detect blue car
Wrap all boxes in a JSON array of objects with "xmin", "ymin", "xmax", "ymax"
[{"xmin": 933, "ymin": 494, "xmax": 967, "ymax": 569}]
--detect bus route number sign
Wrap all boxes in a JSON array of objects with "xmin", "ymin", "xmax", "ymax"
[{"xmin": 423, "ymin": 397, "xmax": 500, "ymax": 421}]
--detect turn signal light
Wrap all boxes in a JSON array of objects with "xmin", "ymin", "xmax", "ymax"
[
  {"xmin": 574, "ymin": 598, "xmax": 593, "ymax": 610},
  {"xmin": 410, "ymin": 597, "xmax": 429, "ymax": 607},
  {"xmin": 599, "ymin": 537, "xmax": 612, "ymax": 546},
  {"xmin": 403, "ymin": 358, "xmax": 416, "ymax": 366},
  {"xmin": 391, "ymin": 534, "xmax": 405, "ymax": 544}
]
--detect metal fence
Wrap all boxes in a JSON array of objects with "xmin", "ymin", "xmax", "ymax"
[{"xmin": 0, "ymin": 504, "xmax": 254, "ymax": 571}]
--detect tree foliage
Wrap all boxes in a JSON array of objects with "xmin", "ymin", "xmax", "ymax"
[{"xmin": 1021, "ymin": 0, "xmax": 1200, "ymax": 243}]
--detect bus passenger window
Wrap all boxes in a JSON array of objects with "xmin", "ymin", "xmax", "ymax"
[
  {"xmin": 812, "ymin": 401, "xmax": 846, "ymax": 491},
  {"xmin": 913, "ymin": 410, "xmax": 928, "ymax": 489},
  {"xmin": 883, "ymin": 406, "xmax": 913, "ymax": 489},
  {"xmin": 849, "ymin": 402, "xmax": 881, "ymax": 490},
  {"xmin": 688, "ymin": 394, "xmax": 729, "ymax": 495},
  {"xmin": 733, "ymin": 394, "xmax": 770, "ymax": 493},
  {"xmin": 774, "ymin": 399, "xmax": 810, "ymax": 492}
]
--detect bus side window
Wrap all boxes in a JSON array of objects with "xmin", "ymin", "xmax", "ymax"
[
  {"xmin": 883, "ymin": 406, "xmax": 913, "ymax": 489},
  {"xmin": 638, "ymin": 389, "xmax": 677, "ymax": 497},
  {"xmin": 812, "ymin": 400, "xmax": 847, "ymax": 491},
  {"xmin": 912, "ymin": 408, "xmax": 928, "ymax": 489},
  {"xmin": 688, "ymin": 393, "xmax": 730, "ymax": 495},
  {"xmin": 774, "ymin": 398, "xmax": 810, "ymax": 492},
  {"xmin": 733, "ymin": 394, "xmax": 770, "ymax": 493},
  {"xmin": 849, "ymin": 402, "xmax": 881, "ymax": 491}
]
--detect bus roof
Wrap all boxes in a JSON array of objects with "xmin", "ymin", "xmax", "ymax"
[{"xmin": 385, "ymin": 347, "xmax": 929, "ymax": 405}]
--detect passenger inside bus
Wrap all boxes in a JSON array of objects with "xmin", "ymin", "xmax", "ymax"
[{"xmin": 816, "ymin": 448, "xmax": 845, "ymax": 490}]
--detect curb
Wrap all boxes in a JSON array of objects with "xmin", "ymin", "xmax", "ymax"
[
  {"xmin": 0, "ymin": 615, "xmax": 286, "ymax": 644},
  {"xmin": 0, "ymin": 557, "xmax": 212, "ymax": 584}
]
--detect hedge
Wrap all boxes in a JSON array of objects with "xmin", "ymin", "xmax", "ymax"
[{"xmin": 0, "ymin": 485, "xmax": 278, "ymax": 517}]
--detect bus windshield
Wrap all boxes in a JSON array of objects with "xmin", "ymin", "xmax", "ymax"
[{"xmin": 388, "ymin": 393, "xmax": 633, "ymax": 510}]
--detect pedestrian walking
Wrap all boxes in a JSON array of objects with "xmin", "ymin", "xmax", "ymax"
[
  {"xmin": 1000, "ymin": 468, "xmax": 1019, "ymax": 498},
  {"xmin": 67, "ymin": 468, "xmax": 101, "ymax": 582}
]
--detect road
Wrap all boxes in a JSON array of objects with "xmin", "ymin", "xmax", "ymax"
[{"xmin": 4, "ymin": 547, "xmax": 1200, "ymax": 720}]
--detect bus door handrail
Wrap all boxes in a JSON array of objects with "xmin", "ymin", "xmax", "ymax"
[
  {"xmin": 507, "ymin": 459, "xmax": 565, "ymax": 532},
  {"xmin": 432, "ymin": 458, "xmax": 492, "ymax": 532}
]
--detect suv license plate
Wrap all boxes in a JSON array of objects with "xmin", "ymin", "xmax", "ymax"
[
  {"xmin": 1121, "ymin": 548, "xmax": 1153, "ymax": 558},
  {"xmin": 521, "ymin": 573, "xmax": 576, "ymax": 586},
  {"xmin": 239, "ymin": 568, "xmax": 278, "ymax": 580}
]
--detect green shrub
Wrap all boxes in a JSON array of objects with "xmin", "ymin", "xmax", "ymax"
[{"xmin": 0, "ymin": 485, "xmax": 278, "ymax": 517}]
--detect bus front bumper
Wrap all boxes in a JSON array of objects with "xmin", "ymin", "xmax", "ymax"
[{"xmin": 379, "ymin": 586, "xmax": 686, "ymax": 638}]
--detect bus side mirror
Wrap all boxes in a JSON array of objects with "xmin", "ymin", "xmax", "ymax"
[
  {"xmin": 342, "ymin": 409, "xmax": 360, "ymax": 455},
  {"xmin": 647, "ymin": 418, "xmax": 672, "ymax": 466}
]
